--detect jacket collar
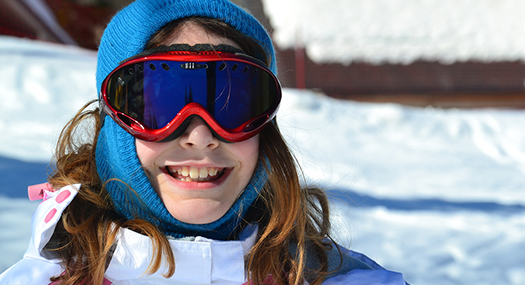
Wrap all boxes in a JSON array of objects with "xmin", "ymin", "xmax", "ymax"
[{"xmin": 105, "ymin": 224, "xmax": 259, "ymax": 284}]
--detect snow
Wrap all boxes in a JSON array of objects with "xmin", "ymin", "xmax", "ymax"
[
  {"xmin": 0, "ymin": 36, "xmax": 97, "ymax": 162},
  {"xmin": 279, "ymin": 90, "xmax": 525, "ymax": 205},
  {"xmin": 262, "ymin": 0, "xmax": 525, "ymax": 64},
  {"xmin": 1, "ymin": 35, "xmax": 525, "ymax": 284}
]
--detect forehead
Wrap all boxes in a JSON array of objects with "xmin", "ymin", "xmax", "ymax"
[{"xmin": 160, "ymin": 22, "xmax": 242, "ymax": 50}]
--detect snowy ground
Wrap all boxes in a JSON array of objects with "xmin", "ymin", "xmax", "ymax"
[{"xmin": 1, "ymin": 36, "xmax": 524, "ymax": 284}]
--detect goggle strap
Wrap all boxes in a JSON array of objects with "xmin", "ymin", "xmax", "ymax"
[
  {"xmin": 125, "ymin": 44, "xmax": 246, "ymax": 63},
  {"xmin": 99, "ymin": 104, "xmax": 107, "ymax": 127}
]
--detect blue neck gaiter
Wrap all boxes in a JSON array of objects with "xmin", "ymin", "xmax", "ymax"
[{"xmin": 95, "ymin": 116, "xmax": 268, "ymax": 240}]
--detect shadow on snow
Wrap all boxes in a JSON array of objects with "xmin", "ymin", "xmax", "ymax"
[
  {"xmin": 326, "ymin": 188, "xmax": 525, "ymax": 215},
  {"xmin": 0, "ymin": 156, "xmax": 51, "ymax": 199}
]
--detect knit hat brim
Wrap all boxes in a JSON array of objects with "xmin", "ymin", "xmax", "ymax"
[{"xmin": 96, "ymin": 0, "xmax": 276, "ymax": 95}]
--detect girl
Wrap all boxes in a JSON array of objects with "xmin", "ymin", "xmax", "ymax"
[{"xmin": 0, "ymin": 0, "xmax": 408, "ymax": 284}]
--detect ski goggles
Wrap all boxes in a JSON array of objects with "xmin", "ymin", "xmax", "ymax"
[{"xmin": 100, "ymin": 50, "xmax": 281, "ymax": 142}]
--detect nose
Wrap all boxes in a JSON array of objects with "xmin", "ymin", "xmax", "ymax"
[{"xmin": 179, "ymin": 117, "xmax": 220, "ymax": 149}]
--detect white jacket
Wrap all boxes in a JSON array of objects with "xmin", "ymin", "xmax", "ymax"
[{"xmin": 0, "ymin": 185, "xmax": 408, "ymax": 285}]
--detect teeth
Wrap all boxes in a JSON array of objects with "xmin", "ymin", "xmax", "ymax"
[
  {"xmin": 181, "ymin": 166, "xmax": 189, "ymax": 176},
  {"xmin": 167, "ymin": 166, "xmax": 223, "ymax": 182},
  {"xmin": 189, "ymin": 167, "xmax": 199, "ymax": 179},
  {"xmin": 199, "ymin": 167, "xmax": 208, "ymax": 178}
]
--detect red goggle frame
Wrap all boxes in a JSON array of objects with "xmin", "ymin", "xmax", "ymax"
[{"xmin": 100, "ymin": 51, "xmax": 281, "ymax": 142}]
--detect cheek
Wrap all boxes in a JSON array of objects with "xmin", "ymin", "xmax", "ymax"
[
  {"xmin": 135, "ymin": 139, "xmax": 164, "ymax": 168},
  {"xmin": 233, "ymin": 136, "xmax": 260, "ymax": 170}
]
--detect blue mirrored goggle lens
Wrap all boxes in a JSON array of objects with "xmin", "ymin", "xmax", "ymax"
[{"xmin": 105, "ymin": 59, "xmax": 278, "ymax": 130}]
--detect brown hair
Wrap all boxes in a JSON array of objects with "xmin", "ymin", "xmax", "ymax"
[
  {"xmin": 46, "ymin": 17, "xmax": 335, "ymax": 285},
  {"xmin": 47, "ymin": 102, "xmax": 176, "ymax": 284}
]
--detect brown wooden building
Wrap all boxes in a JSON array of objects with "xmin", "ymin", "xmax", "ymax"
[{"xmin": 276, "ymin": 48, "xmax": 525, "ymax": 108}]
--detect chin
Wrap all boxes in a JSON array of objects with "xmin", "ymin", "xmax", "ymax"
[{"xmin": 166, "ymin": 200, "xmax": 231, "ymax": 225}]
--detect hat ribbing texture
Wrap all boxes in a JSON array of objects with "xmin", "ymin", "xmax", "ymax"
[{"xmin": 96, "ymin": 0, "xmax": 276, "ymax": 94}]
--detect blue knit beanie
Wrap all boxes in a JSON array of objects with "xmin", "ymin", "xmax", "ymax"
[
  {"xmin": 95, "ymin": 0, "xmax": 275, "ymax": 240},
  {"xmin": 95, "ymin": 0, "xmax": 276, "ymax": 92}
]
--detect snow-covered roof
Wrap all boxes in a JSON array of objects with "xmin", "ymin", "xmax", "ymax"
[{"xmin": 262, "ymin": 0, "xmax": 525, "ymax": 64}]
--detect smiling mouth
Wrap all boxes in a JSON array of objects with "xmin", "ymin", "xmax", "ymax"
[{"xmin": 165, "ymin": 166, "xmax": 226, "ymax": 182}]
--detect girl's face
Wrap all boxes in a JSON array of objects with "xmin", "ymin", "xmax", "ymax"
[{"xmin": 136, "ymin": 22, "xmax": 259, "ymax": 224}]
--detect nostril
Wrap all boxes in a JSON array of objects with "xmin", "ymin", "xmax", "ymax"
[{"xmin": 180, "ymin": 117, "xmax": 219, "ymax": 148}]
